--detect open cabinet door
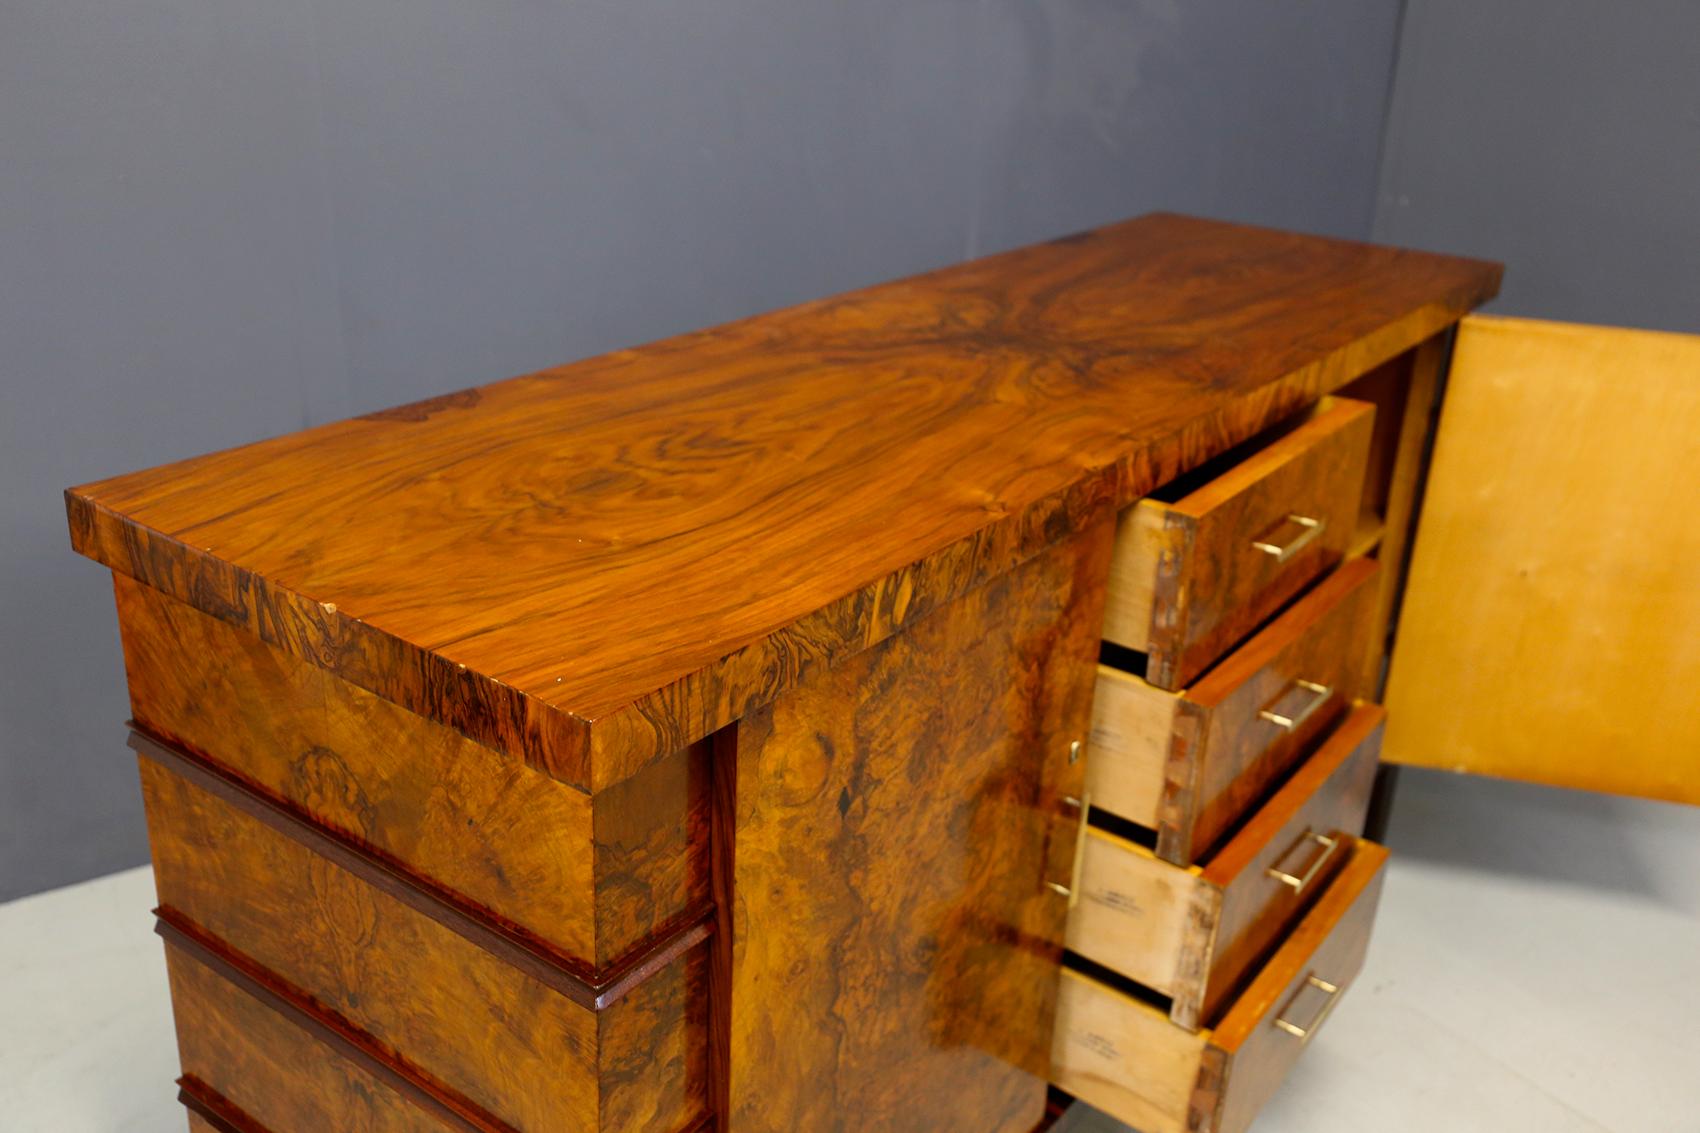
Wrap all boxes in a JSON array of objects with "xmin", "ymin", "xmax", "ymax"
[{"xmin": 1383, "ymin": 314, "xmax": 1700, "ymax": 805}]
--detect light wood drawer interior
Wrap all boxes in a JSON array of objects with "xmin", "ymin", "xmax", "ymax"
[
  {"xmin": 1105, "ymin": 398, "xmax": 1375, "ymax": 691},
  {"xmin": 1088, "ymin": 556, "xmax": 1380, "ymax": 865},
  {"xmin": 1067, "ymin": 704, "xmax": 1383, "ymax": 1030},
  {"xmin": 1053, "ymin": 839, "xmax": 1389, "ymax": 1133},
  {"xmin": 140, "ymin": 753, "xmax": 711, "ymax": 1133}
]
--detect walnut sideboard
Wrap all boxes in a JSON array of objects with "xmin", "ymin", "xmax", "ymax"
[{"xmin": 66, "ymin": 213, "xmax": 1509, "ymax": 1133}]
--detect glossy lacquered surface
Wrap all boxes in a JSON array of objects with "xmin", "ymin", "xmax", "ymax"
[
  {"xmin": 67, "ymin": 213, "xmax": 1499, "ymax": 790},
  {"xmin": 728, "ymin": 523, "xmax": 1109, "ymax": 1133},
  {"xmin": 1068, "ymin": 705, "xmax": 1384, "ymax": 1031}
]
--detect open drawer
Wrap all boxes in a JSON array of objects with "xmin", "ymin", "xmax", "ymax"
[
  {"xmin": 1088, "ymin": 556, "xmax": 1379, "ymax": 865},
  {"xmin": 1067, "ymin": 704, "xmax": 1382, "ymax": 1030},
  {"xmin": 1103, "ymin": 398, "xmax": 1375, "ymax": 691},
  {"xmin": 1052, "ymin": 838, "xmax": 1389, "ymax": 1133}
]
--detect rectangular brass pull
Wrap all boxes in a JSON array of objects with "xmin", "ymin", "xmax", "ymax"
[
  {"xmin": 1046, "ymin": 792, "xmax": 1091, "ymax": 909},
  {"xmin": 1273, "ymin": 974, "xmax": 1342, "ymax": 1043},
  {"xmin": 1265, "ymin": 829, "xmax": 1340, "ymax": 894},
  {"xmin": 1252, "ymin": 513, "xmax": 1325, "ymax": 562},
  {"xmin": 1258, "ymin": 679, "xmax": 1332, "ymax": 730}
]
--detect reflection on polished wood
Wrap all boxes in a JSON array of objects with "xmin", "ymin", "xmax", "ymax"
[
  {"xmin": 1070, "ymin": 704, "xmax": 1383, "ymax": 1031},
  {"xmin": 68, "ymin": 214, "xmax": 1499, "ymax": 791},
  {"xmin": 141, "ymin": 756, "xmax": 710, "ymax": 1133},
  {"xmin": 728, "ymin": 521, "xmax": 1111, "ymax": 1132},
  {"xmin": 63, "ymin": 214, "xmax": 1507, "ymax": 1133},
  {"xmin": 1106, "ymin": 397, "xmax": 1375, "ymax": 690},
  {"xmin": 1052, "ymin": 841, "xmax": 1389, "ymax": 1133},
  {"xmin": 116, "ymin": 574, "xmax": 711, "ymax": 974}
]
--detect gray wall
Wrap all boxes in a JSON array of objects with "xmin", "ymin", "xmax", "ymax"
[
  {"xmin": 1, "ymin": 0, "xmax": 1406, "ymax": 900},
  {"xmin": 1376, "ymin": 0, "xmax": 1700, "ymax": 334}
]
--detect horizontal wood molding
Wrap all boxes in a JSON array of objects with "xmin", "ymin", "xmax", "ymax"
[
  {"xmin": 69, "ymin": 214, "xmax": 1501, "ymax": 792},
  {"xmin": 130, "ymin": 725, "xmax": 711, "ymax": 1010},
  {"xmin": 176, "ymin": 1056, "xmax": 718, "ymax": 1133},
  {"xmin": 178, "ymin": 1079, "xmax": 266, "ymax": 1133},
  {"xmin": 158, "ymin": 912, "xmax": 515, "ymax": 1133}
]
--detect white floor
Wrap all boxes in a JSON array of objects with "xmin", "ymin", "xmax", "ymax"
[{"xmin": 2, "ymin": 768, "xmax": 1696, "ymax": 1133}]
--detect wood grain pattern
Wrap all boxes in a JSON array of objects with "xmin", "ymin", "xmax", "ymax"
[
  {"xmin": 1164, "ymin": 557, "xmax": 1380, "ymax": 864},
  {"xmin": 131, "ymin": 728, "xmax": 708, "ymax": 1012},
  {"xmin": 181, "ymin": 1082, "xmax": 271, "ymax": 1133},
  {"xmin": 1084, "ymin": 665, "xmax": 1179, "ymax": 827},
  {"xmin": 1050, "ymin": 839, "xmax": 1388, "ymax": 1133},
  {"xmin": 1209, "ymin": 842, "xmax": 1389, "ymax": 1133},
  {"xmin": 1068, "ymin": 705, "xmax": 1381, "ymax": 1030},
  {"xmin": 1088, "ymin": 558, "xmax": 1380, "ymax": 864},
  {"xmin": 1335, "ymin": 334, "xmax": 1451, "ymax": 684},
  {"xmin": 1108, "ymin": 398, "xmax": 1376, "ymax": 689},
  {"xmin": 142, "ymin": 758, "xmax": 709, "ymax": 1133},
  {"xmin": 1068, "ymin": 825, "xmax": 1199, "ymax": 996},
  {"xmin": 166, "ymin": 948, "xmax": 453, "ymax": 1133},
  {"xmin": 729, "ymin": 521, "xmax": 1111, "ymax": 1133},
  {"xmin": 1188, "ymin": 703, "xmax": 1382, "ymax": 1028},
  {"xmin": 117, "ymin": 575, "xmax": 709, "ymax": 972},
  {"xmin": 1385, "ymin": 315, "xmax": 1700, "ymax": 804},
  {"xmin": 67, "ymin": 214, "xmax": 1500, "ymax": 791}
]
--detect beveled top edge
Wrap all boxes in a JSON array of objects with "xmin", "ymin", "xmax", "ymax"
[{"xmin": 68, "ymin": 213, "xmax": 1501, "ymax": 790}]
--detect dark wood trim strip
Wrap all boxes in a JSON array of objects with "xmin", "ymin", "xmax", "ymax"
[
  {"xmin": 707, "ymin": 724, "xmax": 738, "ymax": 1133},
  {"xmin": 178, "ymin": 1073, "xmax": 717, "ymax": 1133},
  {"xmin": 129, "ymin": 723, "xmax": 712, "ymax": 1010},
  {"xmin": 177, "ymin": 1078, "xmax": 272, "ymax": 1133},
  {"xmin": 160, "ymin": 912, "xmax": 511, "ymax": 1133}
]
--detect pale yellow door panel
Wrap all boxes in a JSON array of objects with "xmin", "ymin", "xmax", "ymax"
[{"xmin": 1384, "ymin": 314, "xmax": 1700, "ymax": 804}]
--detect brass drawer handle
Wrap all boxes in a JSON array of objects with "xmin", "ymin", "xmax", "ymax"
[
  {"xmin": 1259, "ymin": 679, "xmax": 1332, "ymax": 730},
  {"xmin": 1252, "ymin": 514, "xmax": 1325, "ymax": 563},
  {"xmin": 1046, "ymin": 792, "xmax": 1091, "ymax": 909},
  {"xmin": 1266, "ymin": 829, "xmax": 1340, "ymax": 893},
  {"xmin": 1273, "ymin": 974, "xmax": 1343, "ymax": 1043}
]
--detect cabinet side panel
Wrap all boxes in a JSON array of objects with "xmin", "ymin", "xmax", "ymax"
[
  {"xmin": 728, "ymin": 520, "xmax": 1112, "ymax": 1133},
  {"xmin": 117, "ymin": 575, "xmax": 706, "ymax": 967},
  {"xmin": 165, "ymin": 949, "xmax": 447, "ymax": 1133}
]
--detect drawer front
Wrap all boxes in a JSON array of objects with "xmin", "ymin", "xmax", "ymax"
[
  {"xmin": 1209, "ymin": 840, "xmax": 1389, "ymax": 1133},
  {"xmin": 1166, "ymin": 556, "xmax": 1380, "ymax": 864},
  {"xmin": 1051, "ymin": 840, "xmax": 1389, "ymax": 1133},
  {"xmin": 1068, "ymin": 705, "xmax": 1383, "ymax": 1030},
  {"xmin": 1088, "ymin": 557, "xmax": 1379, "ymax": 864},
  {"xmin": 141, "ymin": 756, "xmax": 711, "ymax": 1133},
  {"xmin": 116, "ymin": 574, "xmax": 710, "ymax": 972},
  {"xmin": 1189, "ymin": 704, "xmax": 1383, "ymax": 1028},
  {"xmin": 1105, "ymin": 398, "xmax": 1375, "ymax": 690}
]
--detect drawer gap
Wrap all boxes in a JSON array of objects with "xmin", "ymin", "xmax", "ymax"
[
  {"xmin": 1062, "ymin": 949, "xmax": 1176, "ymax": 1016},
  {"xmin": 1084, "ymin": 806, "xmax": 1159, "ymax": 851},
  {"xmin": 1186, "ymin": 728, "xmax": 1330, "ymax": 866},
  {"xmin": 1098, "ymin": 640, "xmax": 1150, "ymax": 681},
  {"xmin": 1144, "ymin": 406, "xmax": 1319, "ymax": 504},
  {"xmin": 1099, "ymin": 561, "xmax": 1344, "ymax": 692}
]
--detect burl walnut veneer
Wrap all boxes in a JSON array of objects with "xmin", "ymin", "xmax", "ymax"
[{"xmin": 66, "ymin": 213, "xmax": 1501, "ymax": 1133}]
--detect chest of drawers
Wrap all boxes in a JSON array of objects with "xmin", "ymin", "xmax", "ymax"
[{"xmin": 66, "ymin": 213, "xmax": 1506, "ymax": 1133}]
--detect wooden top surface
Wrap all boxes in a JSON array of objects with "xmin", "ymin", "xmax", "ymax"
[{"xmin": 68, "ymin": 213, "xmax": 1499, "ymax": 792}]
